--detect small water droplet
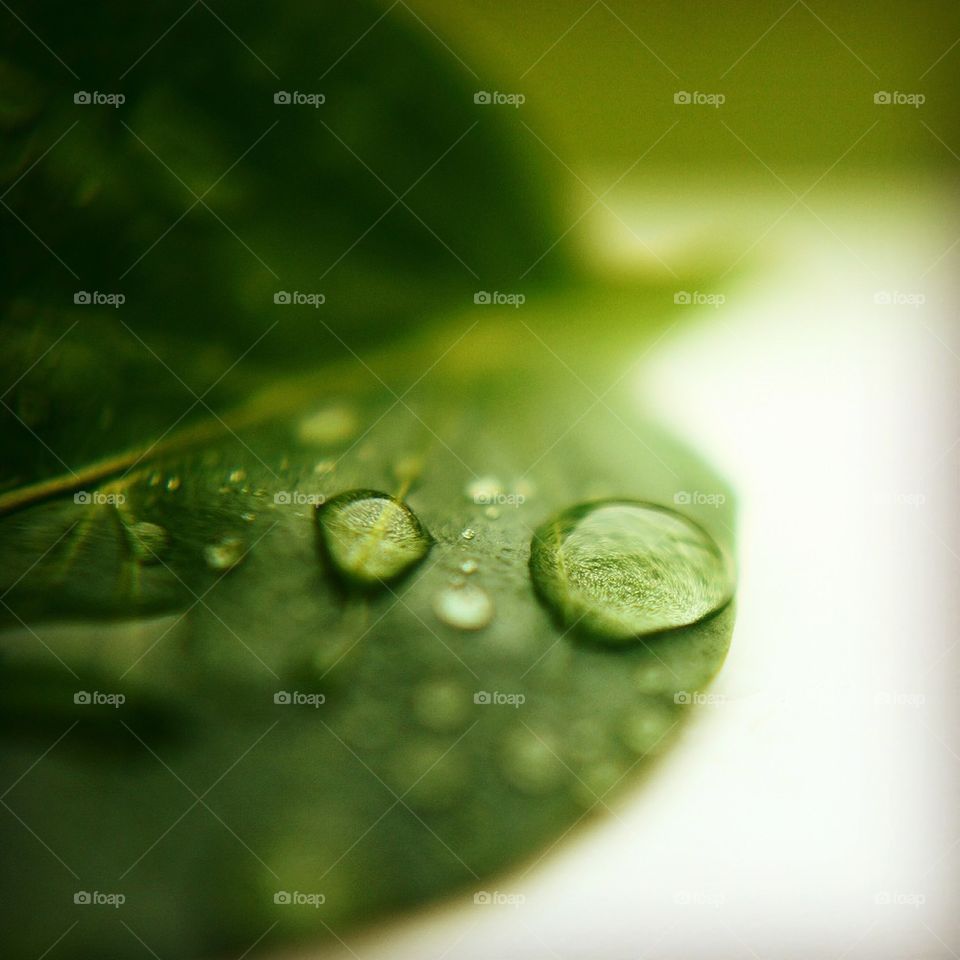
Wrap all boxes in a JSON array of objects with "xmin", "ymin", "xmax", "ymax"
[
  {"xmin": 484, "ymin": 505, "xmax": 500, "ymax": 520},
  {"xmin": 204, "ymin": 536, "xmax": 246, "ymax": 571},
  {"xmin": 165, "ymin": 475, "xmax": 181, "ymax": 492},
  {"xmin": 228, "ymin": 469, "xmax": 246, "ymax": 483},
  {"xmin": 240, "ymin": 512, "xmax": 256, "ymax": 523},
  {"xmin": 465, "ymin": 475, "xmax": 503, "ymax": 502},
  {"xmin": 461, "ymin": 528, "xmax": 476, "ymax": 541},
  {"xmin": 316, "ymin": 490, "xmax": 431, "ymax": 588},
  {"xmin": 126, "ymin": 521, "xmax": 169, "ymax": 565},
  {"xmin": 529, "ymin": 500, "xmax": 733, "ymax": 643},
  {"xmin": 433, "ymin": 583, "xmax": 493, "ymax": 631},
  {"xmin": 460, "ymin": 559, "xmax": 478, "ymax": 575}
]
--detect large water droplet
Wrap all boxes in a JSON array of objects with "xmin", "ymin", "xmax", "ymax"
[
  {"xmin": 316, "ymin": 490, "xmax": 431, "ymax": 588},
  {"xmin": 529, "ymin": 500, "xmax": 733, "ymax": 643}
]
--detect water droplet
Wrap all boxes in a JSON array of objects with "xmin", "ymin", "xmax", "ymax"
[
  {"xmin": 241, "ymin": 511, "xmax": 256, "ymax": 523},
  {"xmin": 465, "ymin": 475, "xmax": 503, "ymax": 502},
  {"xmin": 228, "ymin": 468, "xmax": 246, "ymax": 483},
  {"xmin": 316, "ymin": 490, "xmax": 431, "ymax": 588},
  {"xmin": 529, "ymin": 500, "xmax": 733, "ymax": 643},
  {"xmin": 165, "ymin": 475, "xmax": 181, "ymax": 492},
  {"xmin": 484, "ymin": 505, "xmax": 500, "ymax": 520},
  {"xmin": 126, "ymin": 521, "xmax": 169, "ymax": 565},
  {"xmin": 460, "ymin": 559, "xmax": 478, "ymax": 575},
  {"xmin": 461, "ymin": 528, "xmax": 476, "ymax": 541},
  {"xmin": 433, "ymin": 583, "xmax": 493, "ymax": 631},
  {"xmin": 203, "ymin": 536, "xmax": 246, "ymax": 571}
]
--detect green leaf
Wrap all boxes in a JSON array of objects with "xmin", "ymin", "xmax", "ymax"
[{"xmin": 0, "ymin": 300, "xmax": 735, "ymax": 959}]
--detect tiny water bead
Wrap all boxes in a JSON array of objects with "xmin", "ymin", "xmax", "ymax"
[
  {"xmin": 433, "ymin": 583, "xmax": 493, "ymax": 631},
  {"xmin": 529, "ymin": 500, "xmax": 733, "ymax": 643},
  {"xmin": 316, "ymin": 490, "xmax": 431, "ymax": 588},
  {"xmin": 126, "ymin": 521, "xmax": 170, "ymax": 564},
  {"xmin": 203, "ymin": 536, "xmax": 246, "ymax": 571}
]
